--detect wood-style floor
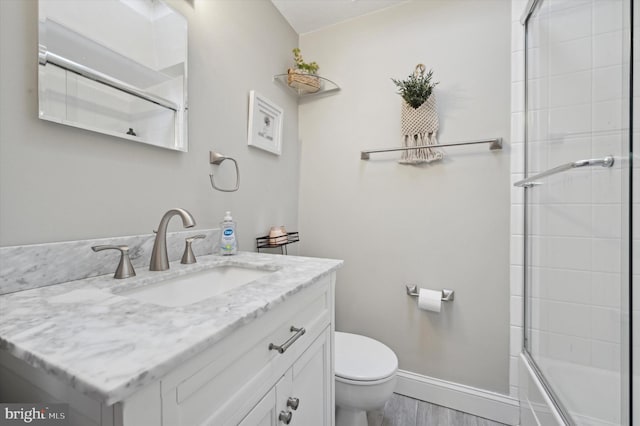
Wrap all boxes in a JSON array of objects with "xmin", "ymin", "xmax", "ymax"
[{"xmin": 366, "ymin": 393, "xmax": 508, "ymax": 426}]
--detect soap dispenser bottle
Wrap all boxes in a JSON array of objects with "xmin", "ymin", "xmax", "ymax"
[{"xmin": 219, "ymin": 211, "xmax": 237, "ymax": 255}]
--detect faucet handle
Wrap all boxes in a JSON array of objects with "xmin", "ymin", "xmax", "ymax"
[
  {"xmin": 91, "ymin": 245, "xmax": 136, "ymax": 279},
  {"xmin": 181, "ymin": 235, "xmax": 205, "ymax": 264}
]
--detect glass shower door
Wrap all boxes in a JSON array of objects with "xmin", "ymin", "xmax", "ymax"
[{"xmin": 522, "ymin": 0, "xmax": 631, "ymax": 424}]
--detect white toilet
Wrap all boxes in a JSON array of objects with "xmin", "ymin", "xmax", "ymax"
[{"xmin": 334, "ymin": 332, "xmax": 398, "ymax": 426}]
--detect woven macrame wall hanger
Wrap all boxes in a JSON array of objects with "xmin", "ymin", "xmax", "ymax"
[{"xmin": 399, "ymin": 64, "xmax": 444, "ymax": 164}]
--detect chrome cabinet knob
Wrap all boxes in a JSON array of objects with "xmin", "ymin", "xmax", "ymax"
[
  {"xmin": 278, "ymin": 410, "xmax": 292, "ymax": 424},
  {"xmin": 181, "ymin": 234, "xmax": 205, "ymax": 264},
  {"xmin": 286, "ymin": 397, "xmax": 299, "ymax": 410},
  {"xmin": 91, "ymin": 245, "xmax": 136, "ymax": 279}
]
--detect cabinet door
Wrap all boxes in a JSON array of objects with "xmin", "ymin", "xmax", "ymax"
[
  {"xmin": 239, "ymin": 386, "xmax": 277, "ymax": 426},
  {"xmin": 287, "ymin": 327, "xmax": 332, "ymax": 426}
]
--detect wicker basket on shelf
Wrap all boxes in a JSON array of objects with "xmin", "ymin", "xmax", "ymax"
[{"xmin": 287, "ymin": 68, "xmax": 321, "ymax": 93}]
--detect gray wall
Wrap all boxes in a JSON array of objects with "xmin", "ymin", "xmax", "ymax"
[
  {"xmin": 298, "ymin": 0, "xmax": 511, "ymax": 394},
  {"xmin": 0, "ymin": 0, "xmax": 300, "ymax": 249},
  {"xmin": 2, "ymin": 0, "xmax": 513, "ymax": 396}
]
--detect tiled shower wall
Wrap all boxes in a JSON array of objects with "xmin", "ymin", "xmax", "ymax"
[
  {"xmin": 510, "ymin": 0, "xmax": 526, "ymax": 399},
  {"xmin": 511, "ymin": 0, "xmax": 628, "ymax": 410}
]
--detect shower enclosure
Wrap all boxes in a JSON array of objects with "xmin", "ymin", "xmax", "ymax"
[{"xmin": 518, "ymin": 0, "xmax": 634, "ymax": 424}]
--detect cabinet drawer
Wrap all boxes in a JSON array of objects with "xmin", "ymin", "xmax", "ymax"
[{"xmin": 162, "ymin": 275, "xmax": 332, "ymax": 426}]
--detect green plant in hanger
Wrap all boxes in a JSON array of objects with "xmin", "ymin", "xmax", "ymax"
[
  {"xmin": 392, "ymin": 64, "xmax": 438, "ymax": 109},
  {"xmin": 292, "ymin": 48, "xmax": 319, "ymax": 74}
]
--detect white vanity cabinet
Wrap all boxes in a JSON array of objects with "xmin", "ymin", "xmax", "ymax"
[
  {"xmin": 0, "ymin": 272, "xmax": 336, "ymax": 426},
  {"xmin": 160, "ymin": 273, "xmax": 335, "ymax": 425},
  {"xmin": 239, "ymin": 327, "xmax": 331, "ymax": 426}
]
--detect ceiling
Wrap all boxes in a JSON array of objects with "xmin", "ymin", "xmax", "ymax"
[{"xmin": 271, "ymin": 0, "xmax": 408, "ymax": 34}]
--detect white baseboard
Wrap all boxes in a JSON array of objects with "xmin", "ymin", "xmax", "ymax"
[{"xmin": 394, "ymin": 369, "xmax": 520, "ymax": 425}]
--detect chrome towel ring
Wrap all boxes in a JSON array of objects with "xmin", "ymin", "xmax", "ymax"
[{"xmin": 209, "ymin": 150, "xmax": 240, "ymax": 192}]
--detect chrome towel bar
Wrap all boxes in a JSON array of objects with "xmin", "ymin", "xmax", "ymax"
[
  {"xmin": 360, "ymin": 138, "xmax": 502, "ymax": 160},
  {"xmin": 514, "ymin": 155, "xmax": 614, "ymax": 188}
]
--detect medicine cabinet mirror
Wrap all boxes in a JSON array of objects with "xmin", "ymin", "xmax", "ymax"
[{"xmin": 38, "ymin": 0, "xmax": 188, "ymax": 151}]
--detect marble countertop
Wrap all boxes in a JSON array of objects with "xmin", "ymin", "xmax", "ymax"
[{"xmin": 0, "ymin": 252, "xmax": 342, "ymax": 405}]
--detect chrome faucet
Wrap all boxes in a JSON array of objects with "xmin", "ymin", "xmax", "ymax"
[{"xmin": 150, "ymin": 208, "xmax": 196, "ymax": 271}]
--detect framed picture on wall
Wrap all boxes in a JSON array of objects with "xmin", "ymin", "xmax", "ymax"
[{"xmin": 247, "ymin": 90, "xmax": 283, "ymax": 155}]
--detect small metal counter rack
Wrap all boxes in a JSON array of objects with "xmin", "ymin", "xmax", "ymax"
[{"xmin": 256, "ymin": 232, "xmax": 300, "ymax": 255}]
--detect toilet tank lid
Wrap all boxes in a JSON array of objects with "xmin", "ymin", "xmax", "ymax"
[{"xmin": 335, "ymin": 332, "xmax": 398, "ymax": 381}]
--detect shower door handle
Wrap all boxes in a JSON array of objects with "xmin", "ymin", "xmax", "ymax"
[{"xmin": 514, "ymin": 155, "xmax": 614, "ymax": 188}]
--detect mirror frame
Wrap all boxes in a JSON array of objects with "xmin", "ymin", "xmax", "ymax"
[{"xmin": 37, "ymin": 0, "xmax": 188, "ymax": 151}]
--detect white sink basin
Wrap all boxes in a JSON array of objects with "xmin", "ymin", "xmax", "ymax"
[{"xmin": 120, "ymin": 266, "xmax": 274, "ymax": 307}]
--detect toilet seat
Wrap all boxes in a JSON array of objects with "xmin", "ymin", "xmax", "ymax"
[
  {"xmin": 335, "ymin": 374, "xmax": 395, "ymax": 386},
  {"xmin": 335, "ymin": 332, "xmax": 398, "ymax": 382}
]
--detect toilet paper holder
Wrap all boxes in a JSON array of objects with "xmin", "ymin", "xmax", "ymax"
[{"xmin": 405, "ymin": 285, "xmax": 455, "ymax": 302}]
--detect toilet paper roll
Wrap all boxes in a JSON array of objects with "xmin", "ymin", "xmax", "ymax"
[{"xmin": 418, "ymin": 288, "xmax": 442, "ymax": 313}]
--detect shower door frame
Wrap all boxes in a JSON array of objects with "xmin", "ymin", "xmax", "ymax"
[{"xmin": 519, "ymin": 0, "xmax": 633, "ymax": 424}]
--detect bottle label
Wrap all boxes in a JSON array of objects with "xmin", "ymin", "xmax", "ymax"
[{"xmin": 220, "ymin": 226, "xmax": 236, "ymax": 255}]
